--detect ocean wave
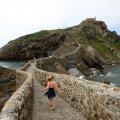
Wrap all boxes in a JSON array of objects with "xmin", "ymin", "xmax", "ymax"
[
  {"xmin": 106, "ymin": 72, "xmax": 118, "ymax": 77},
  {"xmin": 2, "ymin": 65, "xmax": 9, "ymax": 68},
  {"xmin": 79, "ymin": 75, "xmax": 86, "ymax": 80},
  {"xmin": 110, "ymin": 82, "xmax": 116, "ymax": 87},
  {"xmin": 90, "ymin": 68, "xmax": 101, "ymax": 76}
]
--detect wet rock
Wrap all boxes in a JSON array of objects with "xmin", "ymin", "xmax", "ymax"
[
  {"xmin": 79, "ymin": 46, "xmax": 106, "ymax": 70},
  {"xmin": 77, "ymin": 62, "xmax": 93, "ymax": 77},
  {"xmin": 101, "ymin": 80, "xmax": 110, "ymax": 85}
]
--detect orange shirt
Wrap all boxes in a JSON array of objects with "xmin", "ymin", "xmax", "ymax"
[{"xmin": 48, "ymin": 80, "xmax": 56, "ymax": 88}]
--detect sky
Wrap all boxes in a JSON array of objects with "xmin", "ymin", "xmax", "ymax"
[{"xmin": 0, "ymin": 0, "xmax": 120, "ymax": 47}]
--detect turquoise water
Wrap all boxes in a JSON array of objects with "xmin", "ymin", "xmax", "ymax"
[
  {"xmin": 89, "ymin": 65, "xmax": 120, "ymax": 87},
  {"xmin": 0, "ymin": 60, "xmax": 26, "ymax": 70}
]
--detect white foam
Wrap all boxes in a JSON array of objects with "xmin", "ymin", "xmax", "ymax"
[
  {"xmin": 79, "ymin": 75, "xmax": 86, "ymax": 80},
  {"xmin": 106, "ymin": 72, "xmax": 117, "ymax": 77},
  {"xmin": 110, "ymin": 83, "xmax": 116, "ymax": 87},
  {"xmin": 99, "ymin": 74, "xmax": 104, "ymax": 77},
  {"xmin": 91, "ymin": 68, "xmax": 101, "ymax": 76},
  {"xmin": 3, "ymin": 65, "xmax": 9, "ymax": 68}
]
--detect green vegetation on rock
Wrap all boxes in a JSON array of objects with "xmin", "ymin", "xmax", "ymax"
[{"xmin": 0, "ymin": 18, "xmax": 119, "ymax": 63}]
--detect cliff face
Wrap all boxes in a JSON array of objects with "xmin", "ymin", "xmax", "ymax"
[
  {"xmin": 0, "ymin": 19, "xmax": 120, "ymax": 63},
  {"xmin": 0, "ymin": 32, "xmax": 66, "ymax": 60},
  {"xmin": 0, "ymin": 67, "xmax": 16, "ymax": 111}
]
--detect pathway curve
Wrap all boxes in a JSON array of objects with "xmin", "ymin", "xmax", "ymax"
[{"xmin": 26, "ymin": 63, "xmax": 86, "ymax": 120}]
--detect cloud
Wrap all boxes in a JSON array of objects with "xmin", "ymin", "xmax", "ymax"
[{"xmin": 0, "ymin": 0, "xmax": 120, "ymax": 47}]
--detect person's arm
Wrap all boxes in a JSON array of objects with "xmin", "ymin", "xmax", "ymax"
[
  {"xmin": 41, "ymin": 83, "xmax": 49, "ymax": 92},
  {"xmin": 54, "ymin": 82, "xmax": 62, "ymax": 95}
]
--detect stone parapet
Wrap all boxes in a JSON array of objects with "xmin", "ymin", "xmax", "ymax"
[
  {"xmin": 0, "ymin": 70, "xmax": 33, "ymax": 120},
  {"xmin": 19, "ymin": 62, "xmax": 30, "ymax": 71},
  {"xmin": 0, "ymin": 67, "xmax": 16, "ymax": 111},
  {"xmin": 34, "ymin": 64, "xmax": 120, "ymax": 120}
]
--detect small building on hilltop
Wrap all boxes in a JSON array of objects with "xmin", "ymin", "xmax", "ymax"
[{"xmin": 86, "ymin": 17, "xmax": 96, "ymax": 23}]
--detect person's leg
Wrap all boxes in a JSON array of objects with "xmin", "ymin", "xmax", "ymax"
[{"xmin": 50, "ymin": 97, "xmax": 55, "ymax": 109}]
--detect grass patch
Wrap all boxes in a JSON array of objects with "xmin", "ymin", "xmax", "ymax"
[
  {"xmin": 10, "ymin": 30, "xmax": 58, "ymax": 45},
  {"xmin": 93, "ymin": 42, "xmax": 111, "ymax": 56}
]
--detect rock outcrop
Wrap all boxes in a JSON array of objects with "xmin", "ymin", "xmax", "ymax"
[
  {"xmin": 0, "ymin": 19, "xmax": 120, "ymax": 74},
  {"xmin": 76, "ymin": 46, "xmax": 106, "ymax": 76},
  {"xmin": 0, "ymin": 66, "xmax": 16, "ymax": 111},
  {"xmin": 0, "ymin": 19, "xmax": 120, "ymax": 61},
  {"xmin": 0, "ymin": 32, "xmax": 66, "ymax": 60}
]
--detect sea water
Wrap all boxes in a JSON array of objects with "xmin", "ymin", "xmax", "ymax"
[
  {"xmin": 0, "ymin": 60, "xmax": 26, "ymax": 70},
  {"xmin": 0, "ymin": 60, "xmax": 120, "ymax": 87},
  {"xmin": 89, "ymin": 64, "xmax": 120, "ymax": 87}
]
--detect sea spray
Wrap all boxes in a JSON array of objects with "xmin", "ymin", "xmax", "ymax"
[{"xmin": 88, "ymin": 65, "xmax": 120, "ymax": 87}]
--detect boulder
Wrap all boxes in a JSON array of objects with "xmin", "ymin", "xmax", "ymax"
[
  {"xmin": 0, "ymin": 66, "xmax": 16, "ymax": 111},
  {"xmin": 79, "ymin": 46, "xmax": 106, "ymax": 69},
  {"xmin": 54, "ymin": 62, "xmax": 68, "ymax": 74},
  {"xmin": 77, "ymin": 62, "xmax": 93, "ymax": 77}
]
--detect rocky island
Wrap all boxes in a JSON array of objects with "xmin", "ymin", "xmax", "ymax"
[
  {"xmin": 0, "ymin": 18, "xmax": 120, "ymax": 120},
  {"xmin": 0, "ymin": 18, "xmax": 119, "ymax": 76}
]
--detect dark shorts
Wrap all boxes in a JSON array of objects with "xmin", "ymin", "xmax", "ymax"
[{"xmin": 44, "ymin": 88, "xmax": 56, "ymax": 99}]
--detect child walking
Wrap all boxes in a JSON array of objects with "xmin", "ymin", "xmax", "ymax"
[{"xmin": 41, "ymin": 75, "xmax": 59, "ymax": 110}]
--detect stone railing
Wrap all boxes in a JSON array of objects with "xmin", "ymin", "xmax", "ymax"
[
  {"xmin": 59, "ymin": 46, "xmax": 80, "ymax": 59},
  {"xmin": 34, "ymin": 64, "xmax": 120, "ymax": 120},
  {"xmin": 0, "ymin": 70, "xmax": 33, "ymax": 120},
  {"xmin": 0, "ymin": 68, "xmax": 16, "ymax": 112},
  {"xmin": 19, "ymin": 62, "xmax": 31, "ymax": 71}
]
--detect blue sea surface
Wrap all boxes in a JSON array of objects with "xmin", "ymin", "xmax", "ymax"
[
  {"xmin": 89, "ymin": 64, "xmax": 120, "ymax": 87},
  {"xmin": 0, "ymin": 60, "xmax": 26, "ymax": 70}
]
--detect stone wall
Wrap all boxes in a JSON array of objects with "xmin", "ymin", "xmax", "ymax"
[
  {"xmin": 35, "ymin": 47, "xmax": 80, "ymax": 72},
  {"xmin": 0, "ymin": 70, "xmax": 33, "ymax": 120},
  {"xmin": 86, "ymin": 18, "xmax": 96, "ymax": 23},
  {"xmin": 34, "ymin": 65, "xmax": 120, "ymax": 120},
  {"xmin": 16, "ymin": 62, "xmax": 31, "ymax": 88}
]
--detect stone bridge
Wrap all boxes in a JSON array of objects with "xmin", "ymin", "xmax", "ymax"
[{"xmin": 0, "ymin": 61, "xmax": 120, "ymax": 120}]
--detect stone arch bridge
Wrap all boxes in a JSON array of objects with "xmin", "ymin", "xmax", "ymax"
[{"xmin": 0, "ymin": 61, "xmax": 120, "ymax": 120}]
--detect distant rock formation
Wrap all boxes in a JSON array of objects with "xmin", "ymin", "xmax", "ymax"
[
  {"xmin": 0, "ymin": 19, "xmax": 119, "ymax": 73},
  {"xmin": 0, "ymin": 19, "xmax": 120, "ymax": 61},
  {"xmin": 35, "ymin": 45, "xmax": 106, "ymax": 77},
  {"xmin": 0, "ymin": 33, "xmax": 66, "ymax": 60}
]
